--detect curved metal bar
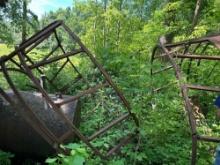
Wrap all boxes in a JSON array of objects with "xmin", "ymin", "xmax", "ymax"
[
  {"xmin": 151, "ymin": 34, "xmax": 220, "ymax": 165},
  {"xmin": 150, "ymin": 46, "xmax": 159, "ymax": 76},
  {"xmin": 191, "ymin": 135, "xmax": 198, "ymax": 165},
  {"xmin": 159, "ymin": 38, "xmax": 199, "ymax": 165},
  {"xmin": 159, "ymin": 39, "xmax": 197, "ymax": 133}
]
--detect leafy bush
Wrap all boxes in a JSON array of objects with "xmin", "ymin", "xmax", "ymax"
[
  {"xmin": 45, "ymin": 143, "xmax": 88, "ymax": 165},
  {"xmin": 0, "ymin": 150, "xmax": 14, "ymax": 165}
]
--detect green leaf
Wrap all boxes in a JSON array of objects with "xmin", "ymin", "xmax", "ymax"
[
  {"xmin": 64, "ymin": 143, "xmax": 81, "ymax": 150},
  {"xmin": 60, "ymin": 144, "xmax": 66, "ymax": 150},
  {"xmin": 58, "ymin": 154, "xmax": 65, "ymax": 158},
  {"xmin": 45, "ymin": 157, "xmax": 57, "ymax": 164},
  {"xmin": 70, "ymin": 150, "xmax": 76, "ymax": 156},
  {"xmin": 108, "ymin": 160, "xmax": 124, "ymax": 165},
  {"xmin": 72, "ymin": 155, "xmax": 85, "ymax": 165},
  {"xmin": 76, "ymin": 148, "xmax": 86, "ymax": 154}
]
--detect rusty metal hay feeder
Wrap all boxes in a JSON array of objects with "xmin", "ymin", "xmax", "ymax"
[
  {"xmin": 0, "ymin": 20, "xmax": 139, "ymax": 159},
  {"xmin": 151, "ymin": 34, "xmax": 220, "ymax": 165}
]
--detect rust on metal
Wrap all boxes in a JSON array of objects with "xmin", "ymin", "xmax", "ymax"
[
  {"xmin": 0, "ymin": 20, "xmax": 139, "ymax": 158},
  {"xmin": 151, "ymin": 33, "xmax": 220, "ymax": 165}
]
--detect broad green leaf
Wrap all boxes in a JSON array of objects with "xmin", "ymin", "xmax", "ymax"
[
  {"xmin": 45, "ymin": 158, "xmax": 57, "ymax": 164},
  {"xmin": 72, "ymin": 155, "xmax": 85, "ymax": 165},
  {"xmin": 64, "ymin": 143, "xmax": 81, "ymax": 150}
]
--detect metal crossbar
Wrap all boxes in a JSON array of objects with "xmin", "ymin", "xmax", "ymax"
[
  {"xmin": 0, "ymin": 20, "xmax": 139, "ymax": 159},
  {"xmin": 151, "ymin": 33, "xmax": 220, "ymax": 165}
]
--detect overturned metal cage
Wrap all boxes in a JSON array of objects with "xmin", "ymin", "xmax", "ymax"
[
  {"xmin": 0, "ymin": 20, "xmax": 139, "ymax": 158},
  {"xmin": 151, "ymin": 34, "xmax": 220, "ymax": 164}
]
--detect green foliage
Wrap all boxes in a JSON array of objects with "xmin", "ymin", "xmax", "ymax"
[
  {"xmin": 0, "ymin": 0, "xmax": 220, "ymax": 164},
  {"xmin": 0, "ymin": 44, "xmax": 12, "ymax": 56},
  {"xmin": 0, "ymin": 0, "xmax": 39, "ymax": 44},
  {"xmin": 0, "ymin": 150, "xmax": 14, "ymax": 165},
  {"xmin": 45, "ymin": 143, "xmax": 88, "ymax": 165}
]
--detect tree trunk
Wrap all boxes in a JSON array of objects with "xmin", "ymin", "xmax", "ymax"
[
  {"xmin": 116, "ymin": 0, "xmax": 123, "ymax": 52},
  {"xmin": 192, "ymin": 0, "xmax": 202, "ymax": 31},
  {"xmin": 22, "ymin": 0, "xmax": 27, "ymax": 42},
  {"xmin": 93, "ymin": 0, "xmax": 98, "ymax": 50},
  {"xmin": 103, "ymin": 0, "xmax": 108, "ymax": 48}
]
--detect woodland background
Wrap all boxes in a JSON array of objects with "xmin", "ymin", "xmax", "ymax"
[{"xmin": 0, "ymin": 0, "xmax": 220, "ymax": 164}]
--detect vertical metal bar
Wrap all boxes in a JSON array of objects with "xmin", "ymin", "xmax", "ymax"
[
  {"xmin": 150, "ymin": 46, "xmax": 159, "ymax": 76},
  {"xmin": 191, "ymin": 135, "xmax": 197, "ymax": 165},
  {"xmin": 150, "ymin": 46, "xmax": 157, "ymax": 93},
  {"xmin": 160, "ymin": 38, "xmax": 197, "ymax": 133},
  {"xmin": 160, "ymin": 39, "xmax": 198, "ymax": 164}
]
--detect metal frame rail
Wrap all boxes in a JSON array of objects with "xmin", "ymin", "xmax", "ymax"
[
  {"xmin": 150, "ymin": 34, "xmax": 220, "ymax": 165},
  {"xmin": 0, "ymin": 20, "xmax": 139, "ymax": 159}
]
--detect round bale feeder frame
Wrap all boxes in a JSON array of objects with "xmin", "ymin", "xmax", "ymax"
[
  {"xmin": 151, "ymin": 34, "xmax": 220, "ymax": 165},
  {"xmin": 0, "ymin": 20, "xmax": 139, "ymax": 159}
]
